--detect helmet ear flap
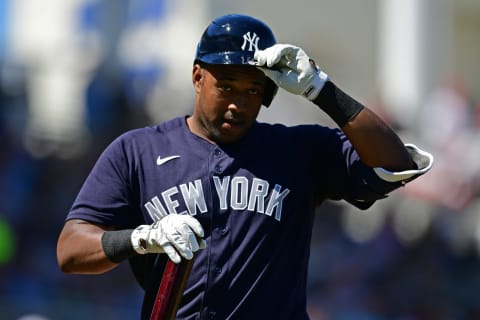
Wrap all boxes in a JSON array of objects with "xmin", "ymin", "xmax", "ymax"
[{"xmin": 263, "ymin": 78, "xmax": 278, "ymax": 107}]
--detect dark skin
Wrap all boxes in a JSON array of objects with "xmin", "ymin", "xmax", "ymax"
[
  {"xmin": 57, "ymin": 62, "xmax": 414, "ymax": 275},
  {"xmin": 187, "ymin": 63, "xmax": 267, "ymax": 144}
]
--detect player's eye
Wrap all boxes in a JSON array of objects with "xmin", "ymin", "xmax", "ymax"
[
  {"xmin": 218, "ymin": 85, "xmax": 232, "ymax": 92},
  {"xmin": 248, "ymin": 88, "xmax": 260, "ymax": 95}
]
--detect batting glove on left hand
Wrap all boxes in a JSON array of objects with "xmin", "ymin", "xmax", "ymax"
[{"xmin": 253, "ymin": 44, "xmax": 329, "ymax": 101}]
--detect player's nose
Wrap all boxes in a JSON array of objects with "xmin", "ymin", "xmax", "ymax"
[{"xmin": 227, "ymin": 94, "xmax": 249, "ymax": 110}]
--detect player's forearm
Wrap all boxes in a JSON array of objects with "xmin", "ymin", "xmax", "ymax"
[
  {"xmin": 254, "ymin": 44, "xmax": 415, "ymax": 170},
  {"xmin": 57, "ymin": 216, "xmax": 206, "ymax": 274},
  {"xmin": 57, "ymin": 220, "xmax": 119, "ymax": 274},
  {"xmin": 314, "ymin": 81, "xmax": 415, "ymax": 171},
  {"xmin": 341, "ymin": 108, "xmax": 414, "ymax": 171}
]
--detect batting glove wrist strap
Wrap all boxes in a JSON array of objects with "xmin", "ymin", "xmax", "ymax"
[
  {"xmin": 303, "ymin": 70, "xmax": 329, "ymax": 100},
  {"xmin": 131, "ymin": 226, "xmax": 151, "ymax": 255},
  {"xmin": 253, "ymin": 44, "xmax": 329, "ymax": 100},
  {"xmin": 101, "ymin": 229, "xmax": 136, "ymax": 263}
]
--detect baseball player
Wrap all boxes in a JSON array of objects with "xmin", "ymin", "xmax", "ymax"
[{"xmin": 57, "ymin": 14, "xmax": 433, "ymax": 319}]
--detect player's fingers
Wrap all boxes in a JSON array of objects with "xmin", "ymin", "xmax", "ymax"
[
  {"xmin": 166, "ymin": 227, "xmax": 195, "ymax": 260},
  {"xmin": 178, "ymin": 222, "xmax": 200, "ymax": 252},
  {"xmin": 162, "ymin": 243, "xmax": 182, "ymax": 264},
  {"xmin": 258, "ymin": 67, "xmax": 284, "ymax": 85},
  {"xmin": 281, "ymin": 45, "xmax": 300, "ymax": 59},
  {"xmin": 177, "ymin": 244, "xmax": 194, "ymax": 261},
  {"xmin": 266, "ymin": 47, "xmax": 282, "ymax": 67},
  {"xmin": 182, "ymin": 215, "xmax": 205, "ymax": 238},
  {"xmin": 254, "ymin": 46, "xmax": 282, "ymax": 68},
  {"xmin": 268, "ymin": 44, "xmax": 300, "ymax": 67},
  {"xmin": 253, "ymin": 50, "xmax": 267, "ymax": 66}
]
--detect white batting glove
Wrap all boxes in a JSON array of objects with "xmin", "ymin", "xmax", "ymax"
[
  {"xmin": 253, "ymin": 44, "xmax": 329, "ymax": 101},
  {"xmin": 131, "ymin": 214, "xmax": 206, "ymax": 264}
]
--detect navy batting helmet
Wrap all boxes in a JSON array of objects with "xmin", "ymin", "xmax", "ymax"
[{"xmin": 194, "ymin": 14, "xmax": 278, "ymax": 107}]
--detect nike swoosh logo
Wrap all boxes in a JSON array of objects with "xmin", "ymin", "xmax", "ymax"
[{"xmin": 156, "ymin": 155, "xmax": 180, "ymax": 166}]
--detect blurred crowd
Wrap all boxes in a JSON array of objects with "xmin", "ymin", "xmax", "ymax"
[{"xmin": 1, "ymin": 1, "xmax": 480, "ymax": 320}]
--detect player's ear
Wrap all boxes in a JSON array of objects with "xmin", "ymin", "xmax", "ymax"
[{"xmin": 192, "ymin": 64, "xmax": 203, "ymax": 93}]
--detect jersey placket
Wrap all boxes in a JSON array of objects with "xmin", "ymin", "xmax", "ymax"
[{"xmin": 200, "ymin": 146, "xmax": 234, "ymax": 319}]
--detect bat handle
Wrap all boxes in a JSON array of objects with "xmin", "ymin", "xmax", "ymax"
[{"xmin": 150, "ymin": 257, "xmax": 195, "ymax": 320}]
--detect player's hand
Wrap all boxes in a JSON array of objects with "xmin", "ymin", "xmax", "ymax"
[
  {"xmin": 253, "ymin": 44, "xmax": 329, "ymax": 101},
  {"xmin": 131, "ymin": 214, "xmax": 206, "ymax": 264}
]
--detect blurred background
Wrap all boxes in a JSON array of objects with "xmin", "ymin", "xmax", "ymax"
[{"xmin": 1, "ymin": 0, "xmax": 480, "ymax": 319}]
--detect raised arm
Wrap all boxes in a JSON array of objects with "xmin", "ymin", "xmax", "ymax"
[
  {"xmin": 254, "ymin": 44, "xmax": 429, "ymax": 175},
  {"xmin": 313, "ymin": 81, "xmax": 414, "ymax": 171}
]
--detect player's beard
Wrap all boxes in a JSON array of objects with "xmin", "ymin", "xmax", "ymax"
[{"xmin": 208, "ymin": 115, "xmax": 253, "ymax": 144}]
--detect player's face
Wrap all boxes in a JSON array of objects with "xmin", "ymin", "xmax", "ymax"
[{"xmin": 189, "ymin": 63, "xmax": 267, "ymax": 144}]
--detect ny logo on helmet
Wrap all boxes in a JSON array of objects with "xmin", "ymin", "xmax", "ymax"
[{"xmin": 241, "ymin": 32, "xmax": 260, "ymax": 52}]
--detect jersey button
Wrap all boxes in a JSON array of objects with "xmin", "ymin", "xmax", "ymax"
[
  {"xmin": 213, "ymin": 149, "xmax": 222, "ymax": 156},
  {"xmin": 208, "ymin": 310, "xmax": 216, "ymax": 319},
  {"xmin": 214, "ymin": 164, "xmax": 222, "ymax": 173},
  {"xmin": 214, "ymin": 265, "xmax": 222, "ymax": 274}
]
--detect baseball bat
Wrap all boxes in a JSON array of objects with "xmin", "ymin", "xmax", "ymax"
[{"xmin": 150, "ymin": 257, "xmax": 195, "ymax": 320}]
